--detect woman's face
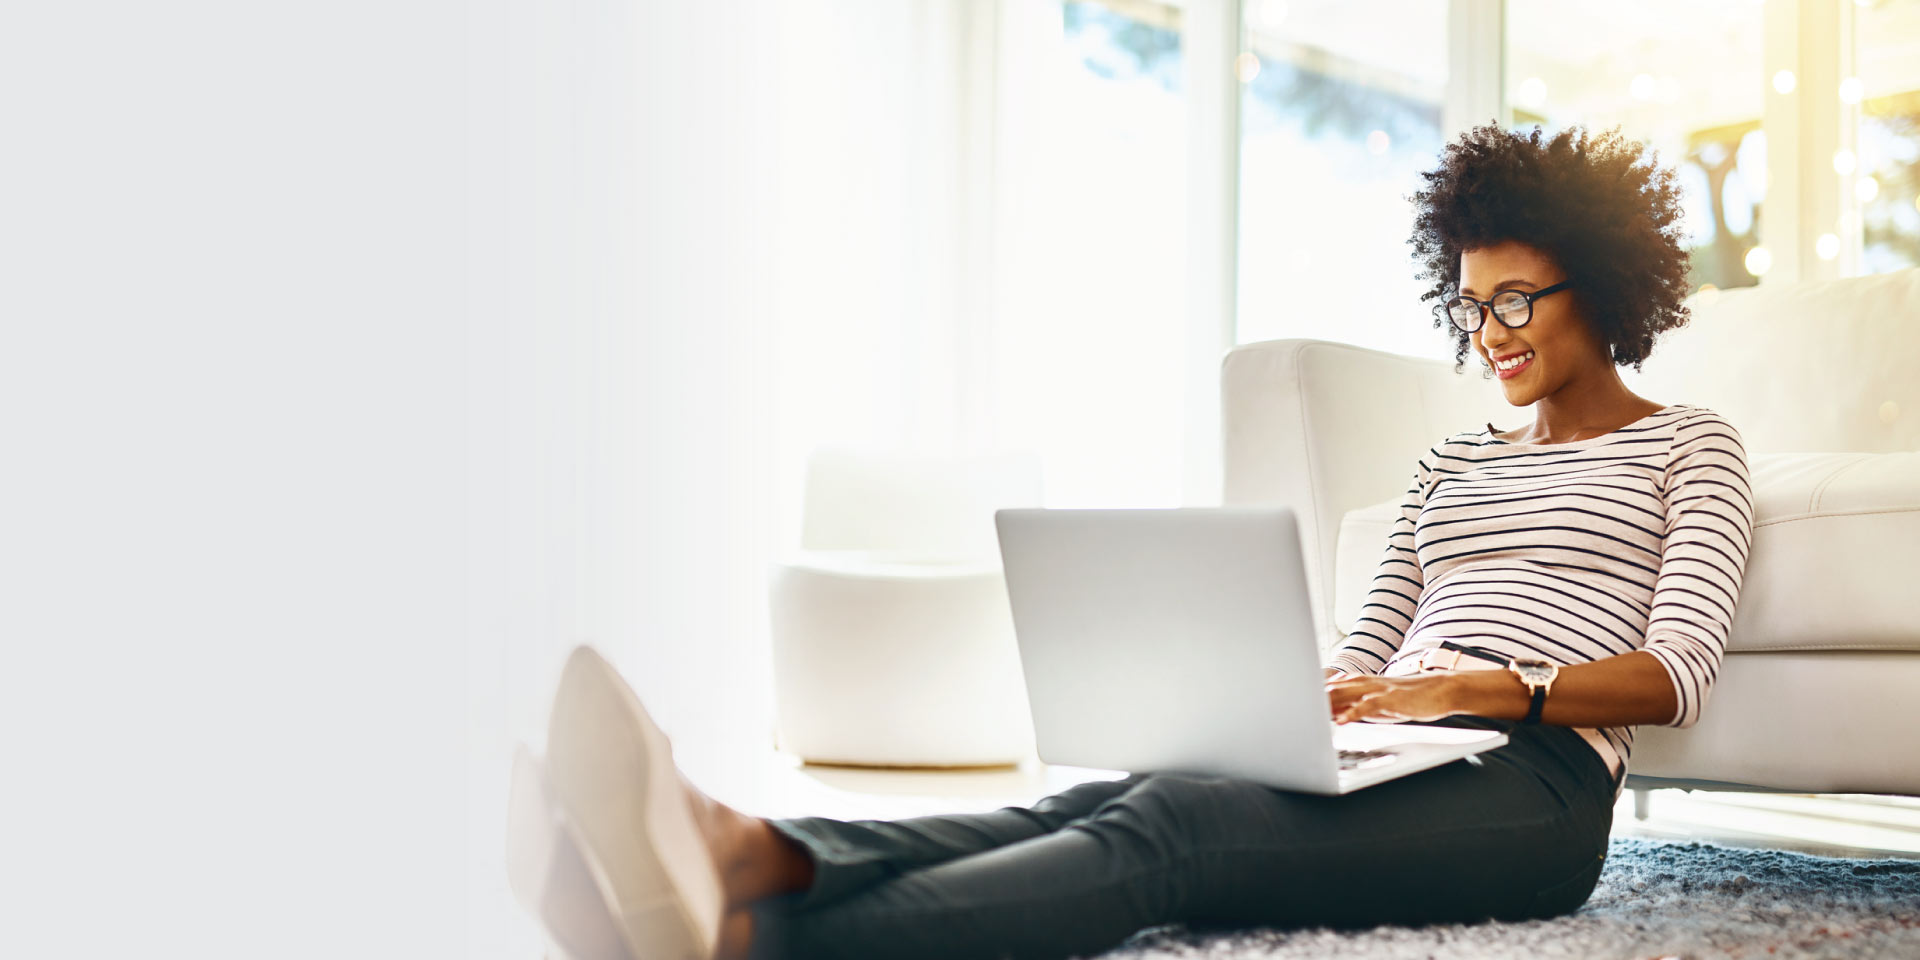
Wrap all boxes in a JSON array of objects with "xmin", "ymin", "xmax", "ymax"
[{"xmin": 1458, "ymin": 240, "xmax": 1609, "ymax": 407}]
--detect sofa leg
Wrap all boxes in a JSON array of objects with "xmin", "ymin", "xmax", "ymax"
[{"xmin": 1632, "ymin": 788, "xmax": 1651, "ymax": 822}]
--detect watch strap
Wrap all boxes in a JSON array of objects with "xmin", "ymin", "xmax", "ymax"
[
  {"xmin": 1522, "ymin": 684, "xmax": 1547, "ymax": 725},
  {"xmin": 1438, "ymin": 641, "xmax": 1549, "ymax": 724}
]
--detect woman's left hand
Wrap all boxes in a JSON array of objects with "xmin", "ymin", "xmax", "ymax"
[{"xmin": 1326, "ymin": 672, "xmax": 1465, "ymax": 724}]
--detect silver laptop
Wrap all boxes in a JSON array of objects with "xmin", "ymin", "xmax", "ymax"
[{"xmin": 992, "ymin": 506, "xmax": 1506, "ymax": 795}]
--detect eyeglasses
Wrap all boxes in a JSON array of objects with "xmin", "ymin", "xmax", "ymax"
[{"xmin": 1444, "ymin": 280, "xmax": 1573, "ymax": 333}]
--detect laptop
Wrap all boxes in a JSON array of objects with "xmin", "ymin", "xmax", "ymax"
[{"xmin": 992, "ymin": 506, "xmax": 1507, "ymax": 795}]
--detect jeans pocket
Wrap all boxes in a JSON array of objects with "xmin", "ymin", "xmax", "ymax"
[{"xmin": 1524, "ymin": 847, "xmax": 1607, "ymax": 919}]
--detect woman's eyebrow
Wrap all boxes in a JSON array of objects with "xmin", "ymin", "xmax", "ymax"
[{"xmin": 1459, "ymin": 278, "xmax": 1539, "ymax": 296}]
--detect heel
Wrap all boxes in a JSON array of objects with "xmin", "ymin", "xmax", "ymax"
[
  {"xmin": 546, "ymin": 645, "xmax": 725, "ymax": 960},
  {"xmin": 507, "ymin": 744, "xmax": 639, "ymax": 960}
]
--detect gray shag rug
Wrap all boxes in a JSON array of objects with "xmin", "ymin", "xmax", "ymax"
[{"xmin": 1095, "ymin": 838, "xmax": 1920, "ymax": 960}]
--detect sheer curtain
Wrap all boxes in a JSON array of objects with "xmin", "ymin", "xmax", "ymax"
[
  {"xmin": 466, "ymin": 0, "xmax": 991, "ymax": 953},
  {"xmin": 468, "ymin": 0, "xmax": 782, "ymax": 952},
  {"xmin": 466, "ymin": 0, "xmax": 1212, "ymax": 951}
]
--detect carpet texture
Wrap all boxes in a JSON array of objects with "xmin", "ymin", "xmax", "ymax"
[{"xmin": 1094, "ymin": 838, "xmax": 1920, "ymax": 960}]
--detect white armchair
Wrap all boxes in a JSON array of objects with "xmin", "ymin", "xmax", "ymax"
[
  {"xmin": 767, "ymin": 447, "xmax": 1043, "ymax": 767},
  {"xmin": 1222, "ymin": 267, "xmax": 1920, "ymax": 796}
]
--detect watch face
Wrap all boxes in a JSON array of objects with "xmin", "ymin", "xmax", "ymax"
[{"xmin": 1513, "ymin": 659, "xmax": 1557, "ymax": 685}]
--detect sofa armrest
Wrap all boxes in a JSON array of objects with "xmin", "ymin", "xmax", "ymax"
[{"xmin": 1220, "ymin": 338, "xmax": 1510, "ymax": 655}]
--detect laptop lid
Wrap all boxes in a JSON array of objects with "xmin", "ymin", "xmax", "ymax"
[{"xmin": 993, "ymin": 506, "xmax": 1348, "ymax": 792}]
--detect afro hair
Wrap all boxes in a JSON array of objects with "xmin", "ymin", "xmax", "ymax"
[{"xmin": 1406, "ymin": 122, "xmax": 1695, "ymax": 374}]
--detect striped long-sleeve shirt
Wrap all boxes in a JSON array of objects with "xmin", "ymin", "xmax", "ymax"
[{"xmin": 1327, "ymin": 403, "xmax": 1755, "ymax": 782}]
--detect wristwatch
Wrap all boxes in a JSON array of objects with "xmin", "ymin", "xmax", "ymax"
[
  {"xmin": 1507, "ymin": 657, "xmax": 1559, "ymax": 725},
  {"xmin": 1432, "ymin": 641, "xmax": 1559, "ymax": 725}
]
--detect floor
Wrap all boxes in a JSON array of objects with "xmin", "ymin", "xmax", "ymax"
[{"xmin": 673, "ymin": 734, "xmax": 1920, "ymax": 862}]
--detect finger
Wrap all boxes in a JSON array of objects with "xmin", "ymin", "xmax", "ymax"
[
  {"xmin": 1340, "ymin": 691, "xmax": 1409, "ymax": 724},
  {"xmin": 1326, "ymin": 683, "xmax": 1373, "ymax": 713},
  {"xmin": 1326, "ymin": 675, "xmax": 1380, "ymax": 700},
  {"xmin": 1333, "ymin": 691, "xmax": 1379, "ymax": 723}
]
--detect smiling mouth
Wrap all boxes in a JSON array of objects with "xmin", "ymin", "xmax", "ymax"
[{"xmin": 1494, "ymin": 350, "xmax": 1535, "ymax": 379}]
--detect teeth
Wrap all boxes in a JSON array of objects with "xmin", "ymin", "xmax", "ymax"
[{"xmin": 1497, "ymin": 350, "xmax": 1534, "ymax": 371}]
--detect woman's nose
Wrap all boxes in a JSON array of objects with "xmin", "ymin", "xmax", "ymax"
[{"xmin": 1479, "ymin": 310, "xmax": 1512, "ymax": 346}]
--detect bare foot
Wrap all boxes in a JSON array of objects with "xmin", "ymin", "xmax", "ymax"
[
  {"xmin": 675, "ymin": 767, "xmax": 749, "ymax": 890},
  {"xmin": 674, "ymin": 766, "xmax": 816, "ymax": 908}
]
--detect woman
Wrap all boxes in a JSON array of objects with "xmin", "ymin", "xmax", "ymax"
[{"xmin": 507, "ymin": 123, "xmax": 1755, "ymax": 960}]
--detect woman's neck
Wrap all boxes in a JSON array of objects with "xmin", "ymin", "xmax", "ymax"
[{"xmin": 1505, "ymin": 368, "xmax": 1664, "ymax": 444}]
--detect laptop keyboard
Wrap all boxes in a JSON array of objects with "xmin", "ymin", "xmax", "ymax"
[{"xmin": 1336, "ymin": 747, "xmax": 1397, "ymax": 771}]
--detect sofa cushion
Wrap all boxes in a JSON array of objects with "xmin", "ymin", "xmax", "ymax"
[{"xmin": 1332, "ymin": 451, "xmax": 1920, "ymax": 654}]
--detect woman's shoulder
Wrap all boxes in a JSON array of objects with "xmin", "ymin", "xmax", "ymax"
[
  {"xmin": 1655, "ymin": 405, "xmax": 1752, "ymax": 488},
  {"xmin": 1662, "ymin": 403, "xmax": 1747, "ymax": 442}
]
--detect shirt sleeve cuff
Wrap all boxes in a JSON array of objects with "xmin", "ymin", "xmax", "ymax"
[
  {"xmin": 1639, "ymin": 641, "xmax": 1698, "ymax": 728},
  {"xmin": 1326, "ymin": 650, "xmax": 1380, "ymax": 677}
]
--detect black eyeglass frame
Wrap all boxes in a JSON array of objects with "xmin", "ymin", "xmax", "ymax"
[{"xmin": 1445, "ymin": 280, "xmax": 1573, "ymax": 333}]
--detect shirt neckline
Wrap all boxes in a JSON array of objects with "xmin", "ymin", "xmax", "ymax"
[{"xmin": 1483, "ymin": 403, "xmax": 1685, "ymax": 449}]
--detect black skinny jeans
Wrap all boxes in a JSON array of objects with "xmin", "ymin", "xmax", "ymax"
[{"xmin": 744, "ymin": 716, "xmax": 1621, "ymax": 960}]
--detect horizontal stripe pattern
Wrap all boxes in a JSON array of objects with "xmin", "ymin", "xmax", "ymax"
[{"xmin": 1327, "ymin": 404, "xmax": 1755, "ymax": 779}]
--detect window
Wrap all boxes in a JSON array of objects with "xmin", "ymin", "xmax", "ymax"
[
  {"xmin": 989, "ymin": 1, "xmax": 1190, "ymax": 507},
  {"xmin": 1855, "ymin": 0, "xmax": 1920, "ymax": 274},
  {"xmin": 1506, "ymin": 0, "xmax": 1768, "ymax": 292},
  {"xmin": 1235, "ymin": 0, "xmax": 1449, "ymax": 358}
]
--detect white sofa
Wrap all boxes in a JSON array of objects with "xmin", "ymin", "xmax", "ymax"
[{"xmin": 1221, "ymin": 267, "xmax": 1920, "ymax": 796}]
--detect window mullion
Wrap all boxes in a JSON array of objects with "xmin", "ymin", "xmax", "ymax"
[
  {"xmin": 1185, "ymin": 0, "xmax": 1240, "ymax": 505},
  {"xmin": 1766, "ymin": 0, "xmax": 1853, "ymax": 285},
  {"xmin": 1447, "ymin": 0, "xmax": 1505, "ymax": 139}
]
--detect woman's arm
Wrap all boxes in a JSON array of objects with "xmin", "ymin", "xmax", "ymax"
[
  {"xmin": 1324, "ymin": 651, "xmax": 1679, "ymax": 726},
  {"xmin": 1635, "ymin": 411, "xmax": 1754, "ymax": 727},
  {"xmin": 1324, "ymin": 454, "xmax": 1435, "ymax": 676}
]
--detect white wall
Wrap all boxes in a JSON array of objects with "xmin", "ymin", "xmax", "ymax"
[
  {"xmin": 0, "ymin": 1, "xmax": 790, "ymax": 955},
  {"xmin": 2, "ymin": 2, "xmax": 475, "ymax": 955}
]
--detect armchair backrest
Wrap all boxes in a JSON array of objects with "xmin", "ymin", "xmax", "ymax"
[
  {"xmin": 799, "ymin": 447, "xmax": 1044, "ymax": 561},
  {"xmin": 1220, "ymin": 340, "xmax": 1510, "ymax": 649}
]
